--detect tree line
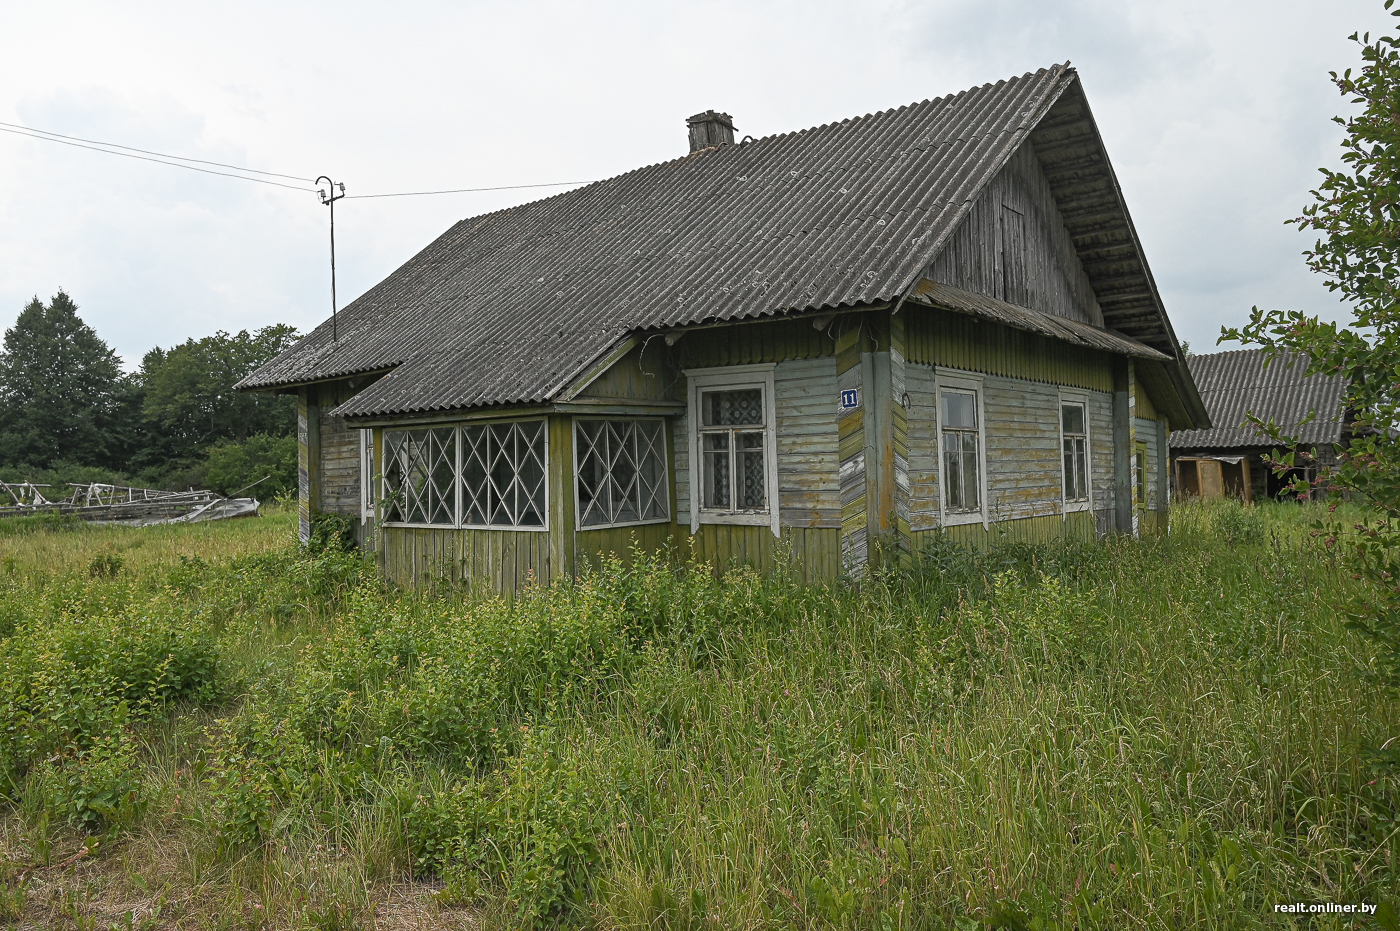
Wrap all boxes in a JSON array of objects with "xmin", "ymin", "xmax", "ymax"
[{"xmin": 0, "ymin": 290, "xmax": 300, "ymax": 497}]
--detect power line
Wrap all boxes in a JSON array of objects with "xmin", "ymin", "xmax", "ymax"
[
  {"xmin": 0, "ymin": 125, "xmax": 316, "ymax": 192},
  {"xmin": 0, "ymin": 119, "xmax": 593, "ymax": 198},
  {"xmin": 345, "ymin": 181, "xmax": 589, "ymax": 199},
  {"xmin": 0, "ymin": 120, "xmax": 315, "ymax": 182}
]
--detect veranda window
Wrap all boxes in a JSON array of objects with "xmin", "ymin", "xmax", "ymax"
[
  {"xmin": 1061, "ymin": 401, "xmax": 1089, "ymax": 505},
  {"xmin": 381, "ymin": 420, "xmax": 547, "ymax": 529},
  {"xmin": 941, "ymin": 388, "xmax": 981, "ymax": 513},
  {"xmin": 574, "ymin": 419, "xmax": 669, "ymax": 528}
]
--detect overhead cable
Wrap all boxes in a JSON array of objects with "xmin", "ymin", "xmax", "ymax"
[
  {"xmin": 1, "ymin": 119, "xmax": 592, "ymax": 199},
  {"xmin": 0, "ymin": 124, "xmax": 316, "ymax": 192}
]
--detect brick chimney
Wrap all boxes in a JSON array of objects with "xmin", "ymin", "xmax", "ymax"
[{"xmin": 686, "ymin": 110, "xmax": 735, "ymax": 152}]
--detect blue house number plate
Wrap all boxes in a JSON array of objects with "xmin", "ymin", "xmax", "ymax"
[{"xmin": 839, "ymin": 388, "xmax": 859, "ymax": 411}]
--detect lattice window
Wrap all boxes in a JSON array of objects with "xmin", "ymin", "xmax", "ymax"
[
  {"xmin": 382, "ymin": 427, "xmax": 457, "ymax": 526},
  {"xmin": 575, "ymin": 419, "xmax": 668, "ymax": 527},
  {"xmin": 461, "ymin": 421, "xmax": 547, "ymax": 528}
]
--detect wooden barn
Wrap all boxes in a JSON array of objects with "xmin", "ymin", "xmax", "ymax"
[
  {"xmin": 237, "ymin": 64, "xmax": 1209, "ymax": 591},
  {"xmin": 1170, "ymin": 348, "xmax": 1351, "ymax": 501}
]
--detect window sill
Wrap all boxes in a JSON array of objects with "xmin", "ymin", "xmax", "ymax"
[
  {"xmin": 696, "ymin": 511, "xmax": 773, "ymax": 527},
  {"xmin": 577, "ymin": 517, "xmax": 672, "ymax": 532},
  {"xmin": 381, "ymin": 521, "xmax": 550, "ymax": 532},
  {"xmin": 941, "ymin": 511, "xmax": 985, "ymax": 527},
  {"xmin": 1063, "ymin": 501, "xmax": 1091, "ymax": 513}
]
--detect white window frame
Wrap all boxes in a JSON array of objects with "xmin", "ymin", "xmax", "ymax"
[
  {"xmin": 1057, "ymin": 390, "xmax": 1092, "ymax": 514},
  {"xmin": 379, "ymin": 419, "xmax": 549, "ymax": 532},
  {"xmin": 934, "ymin": 369, "xmax": 988, "ymax": 529},
  {"xmin": 359, "ymin": 428, "xmax": 376, "ymax": 524},
  {"xmin": 684, "ymin": 363, "xmax": 780, "ymax": 538},
  {"xmin": 572, "ymin": 416, "xmax": 671, "ymax": 530}
]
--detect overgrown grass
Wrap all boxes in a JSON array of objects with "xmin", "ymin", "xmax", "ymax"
[{"xmin": 0, "ymin": 500, "xmax": 1396, "ymax": 929}]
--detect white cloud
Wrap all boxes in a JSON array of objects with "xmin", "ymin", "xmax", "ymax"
[{"xmin": 0, "ymin": 0, "xmax": 1391, "ymax": 364}]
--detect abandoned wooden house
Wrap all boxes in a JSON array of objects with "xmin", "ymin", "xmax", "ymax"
[
  {"xmin": 237, "ymin": 63, "xmax": 1209, "ymax": 590},
  {"xmin": 1170, "ymin": 348, "xmax": 1350, "ymax": 502}
]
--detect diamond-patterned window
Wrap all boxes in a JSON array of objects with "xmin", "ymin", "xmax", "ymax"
[
  {"xmin": 382, "ymin": 427, "xmax": 457, "ymax": 526},
  {"xmin": 575, "ymin": 419, "xmax": 669, "ymax": 528},
  {"xmin": 462, "ymin": 421, "xmax": 547, "ymax": 528},
  {"xmin": 381, "ymin": 420, "xmax": 547, "ymax": 530}
]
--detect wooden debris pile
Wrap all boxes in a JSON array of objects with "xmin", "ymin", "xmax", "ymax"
[{"xmin": 0, "ymin": 482, "xmax": 260, "ymax": 526}]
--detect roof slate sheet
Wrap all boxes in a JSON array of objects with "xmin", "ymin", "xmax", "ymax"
[
  {"xmin": 1168, "ymin": 349, "xmax": 1348, "ymax": 449},
  {"xmin": 238, "ymin": 63, "xmax": 1197, "ymax": 422}
]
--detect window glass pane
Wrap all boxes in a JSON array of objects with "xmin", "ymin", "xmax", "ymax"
[
  {"xmin": 737, "ymin": 431, "xmax": 765, "ymax": 509},
  {"xmin": 962, "ymin": 446, "xmax": 980, "ymax": 510},
  {"xmin": 1061, "ymin": 403, "xmax": 1085, "ymax": 435},
  {"xmin": 701, "ymin": 432, "xmax": 730, "ymax": 509},
  {"xmin": 943, "ymin": 432, "xmax": 963, "ymax": 510},
  {"xmin": 943, "ymin": 390, "xmax": 976, "ymax": 429},
  {"xmin": 703, "ymin": 389, "xmax": 762, "ymax": 426},
  {"xmin": 1074, "ymin": 440, "xmax": 1088, "ymax": 501}
]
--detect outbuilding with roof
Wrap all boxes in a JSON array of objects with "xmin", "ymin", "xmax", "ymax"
[{"xmin": 1169, "ymin": 348, "xmax": 1350, "ymax": 502}]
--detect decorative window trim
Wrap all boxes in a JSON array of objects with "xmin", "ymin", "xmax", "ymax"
[
  {"xmin": 572, "ymin": 416, "xmax": 671, "ymax": 530},
  {"xmin": 1057, "ymin": 389, "xmax": 1092, "ymax": 514},
  {"xmin": 380, "ymin": 419, "xmax": 549, "ymax": 532},
  {"xmin": 683, "ymin": 363, "xmax": 779, "ymax": 538},
  {"xmin": 934, "ymin": 368, "xmax": 988, "ymax": 529},
  {"xmin": 359, "ymin": 428, "xmax": 376, "ymax": 524}
]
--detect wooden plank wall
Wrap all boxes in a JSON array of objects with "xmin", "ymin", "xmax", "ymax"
[
  {"xmin": 1088, "ymin": 390, "xmax": 1116, "ymax": 537},
  {"xmin": 773, "ymin": 357, "xmax": 841, "ymax": 527},
  {"xmin": 305, "ymin": 380, "xmax": 362, "ymax": 518},
  {"xmin": 927, "ymin": 140, "xmax": 1104, "ymax": 327},
  {"xmin": 835, "ymin": 321, "xmax": 868, "ymax": 573},
  {"xmin": 905, "ymin": 363, "xmax": 940, "ymax": 531},
  {"xmin": 911, "ymin": 511, "xmax": 1097, "ymax": 555},
  {"xmin": 577, "ymin": 341, "xmax": 674, "ymax": 402},
  {"xmin": 982, "ymin": 376, "xmax": 1065, "ymax": 523},
  {"xmin": 381, "ymin": 526, "xmax": 552, "ymax": 593},
  {"xmin": 682, "ymin": 525, "xmax": 841, "ymax": 582},
  {"xmin": 903, "ymin": 305, "xmax": 1114, "ymax": 392}
]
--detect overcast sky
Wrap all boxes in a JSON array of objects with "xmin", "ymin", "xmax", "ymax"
[{"xmin": 1, "ymin": 0, "xmax": 1392, "ymax": 368}]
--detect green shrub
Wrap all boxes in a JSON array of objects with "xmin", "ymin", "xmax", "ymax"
[
  {"xmin": 27, "ymin": 734, "xmax": 145, "ymax": 831},
  {"xmin": 203, "ymin": 433, "xmax": 297, "ymax": 498},
  {"xmin": 308, "ymin": 512, "xmax": 356, "ymax": 554}
]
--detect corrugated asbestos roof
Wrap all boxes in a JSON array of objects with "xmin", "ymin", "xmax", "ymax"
[
  {"xmin": 1169, "ymin": 349, "xmax": 1348, "ymax": 449},
  {"xmin": 237, "ymin": 63, "xmax": 1203, "ymax": 425},
  {"xmin": 908, "ymin": 280, "xmax": 1171, "ymax": 361}
]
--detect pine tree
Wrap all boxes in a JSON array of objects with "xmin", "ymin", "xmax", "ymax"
[{"xmin": 0, "ymin": 291, "xmax": 125, "ymax": 469}]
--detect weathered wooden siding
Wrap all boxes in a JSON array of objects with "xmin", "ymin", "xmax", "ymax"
[
  {"xmin": 679, "ymin": 317, "xmax": 834, "ymax": 368},
  {"xmin": 574, "ymin": 521, "xmax": 676, "ymax": 571},
  {"xmin": 905, "ymin": 363, "xmax": 940, "ymax": 531},
  {"xmin": 774, "ymin": 357, "xmax": 841, "ymax": 527},
  {"xmin": 1135, "ymin": 415, "xmax": 1161, "ymax": 510},
  {"xmin": 577, "ymin": 341, "xmax": 673, "ymax": 402},
  {"xmin": 983, "ymin": 376, "xmax": 1063, "ymax": 523},
  {"xmin": 911, "ymin": 510, "xmax": 1097, "ymax": 554},
  {"xmin": 675, "ymin": 356, "xmax": 840, "ymax": 527},
  {"xmin": 682, "ymin": 525, "xmax": 841, "ymax": 582},
  {"xmin": 904, "ymin": 305, "xmax": 1114, "ymax": 392},
  {"xmin": 1088, "ymin": 390, "xmax": 1116, "ymax": 535},
  {"xmin": 306, "ymin": 381, "xmax": 361, "ymax": 517},
  {"xmin": 835, "ymin": 322, "xmax": 867, "ymax": 571},
  {"xmin": 927, "ymin": 141, "xmax": 1104, "ymax": 327},
  {"xmin": 381, "ymin": 526, "xmax": 551, "ymax": 592}
]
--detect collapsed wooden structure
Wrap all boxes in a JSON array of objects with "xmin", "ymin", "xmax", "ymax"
[{"xmin": 0, "ymin": 482, "xmax": 260, "ymax": 525}]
